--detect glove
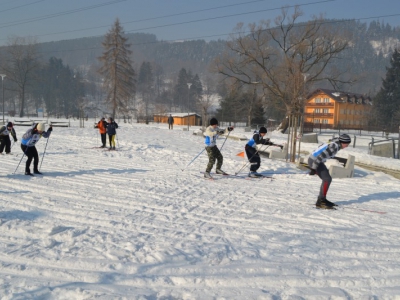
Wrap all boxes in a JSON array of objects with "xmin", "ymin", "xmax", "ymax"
[
  {"xmin": 48, "ymin": 126, "xmax": 53, "ymax": 132},
  {"xmin": 218, "ymin": 130, "xmax": 225, "ymax": 135},
  {"xmin": 279, "ymin": 145, "xmax": 283, "ymax": 150},
  {"xmin": 227, "ymin": 126, "xmax": 234, "ymax": 132},
  {"xmin": 309, "ymin": 169, "xmax": 317, "ymax": 176},
  {"xmin": 334, "ymin": 157, "xmax": 347, "ymax": 166},
  {"xmin": 14, "ymin": 138, "xmax": 17, "ymax": 142}
]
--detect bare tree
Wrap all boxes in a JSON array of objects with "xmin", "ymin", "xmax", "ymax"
[
  {"xmin": 98, "ymin": 18, "xmax": 136, "ymax": 118},
  {"xmin": 214, "ymin": 7, "xmax": 351, "ymax": 161},
  {"xmin": 197, "ymin": 76, "xmax": 215, "ymax": 129},
  {"xmin": 138, "ymin": 61, "xmax": 154, "ymax": 123},
  {"xmin": 2, "ymin": 37, "xmax": 40, "ymax": 117}
]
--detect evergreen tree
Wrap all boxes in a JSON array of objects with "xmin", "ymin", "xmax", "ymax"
[
  {"xmin": 190, "ymin": 74, "xmax": 203, "ymax": 111},
  {"xmin": 98, "ymin": 18, "xmax": 136, "ymax": 118},
  {"xmin": 174, "ymin": 68, "xmax": 192, "ymax": 111},
  {"xmin": 251, "ymin": 101, "xmax": 266, "ymax": 126},
  {"xmin": 33, "ymin": 57, "xmax": 84, "ymax": 118},
  {"xmin": 374, "ymin": 48, "xmax": 400, "ymax": 128}
]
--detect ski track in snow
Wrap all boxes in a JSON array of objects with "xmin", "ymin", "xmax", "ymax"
[{"xmin": 0, "ymin": 124, "xmax": 400, "ymax": 299}]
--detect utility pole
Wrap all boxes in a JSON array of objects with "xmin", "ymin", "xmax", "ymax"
[{"xmin": 187, "ymin": 82, "xmax": 192, "ymax": 131}]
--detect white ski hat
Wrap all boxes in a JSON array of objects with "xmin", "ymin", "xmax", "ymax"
[{"xmin": 37, "ymin": 123, "xmax": 45, "ymax": 131}]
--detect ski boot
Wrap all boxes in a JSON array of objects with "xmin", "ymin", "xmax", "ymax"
[
  {"xmin": 316, "ymin": 197, "xmax": 336, "ymax": 209},
  {"xmin": 204, "ymin": 172, "xmax": 213, "ymax": 179},
  {"xmin": 249, "ymin": 171, "xmax": 262, "ymax": 178},
  {"xmin": 25, "ymin": 169, "xmax": 33, "ymax": 176}
]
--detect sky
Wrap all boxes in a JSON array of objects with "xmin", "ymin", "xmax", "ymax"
[
  {"xmin": 1, "ymin": 120, "xmax": 400, "ymax": 298},
  {"xmin": 0, "ymin": 0, "xmax": 400, "ymax": 46}
]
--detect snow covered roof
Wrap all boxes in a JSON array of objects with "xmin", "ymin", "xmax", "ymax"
[
  {"xmin": 308, "ymin": 88, "xmax": 372, "ymax": 104},
  {"xmin": 154, "ymin": 112, "xmax": 201, "ymax": 117}
]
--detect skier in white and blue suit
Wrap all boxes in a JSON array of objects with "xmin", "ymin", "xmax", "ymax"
[
  {"xmin": 308, "ymin": 133, "xmax": 351, "ymax": 209},
  {"xmin": 203, "ymin": 117, "xmax": 233, "ymax": 179},
  {"xmin": 21, "ymin": 123, "xmax": 52, "ymax": 175},
  {"xmin": 245, "ymin": 126, "xmax": 281, "ymax": 177}
]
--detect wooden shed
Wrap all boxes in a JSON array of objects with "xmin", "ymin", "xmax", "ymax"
[{"xmin": 154, "ymin": 113, "xmax": 202, "ymax": 126}]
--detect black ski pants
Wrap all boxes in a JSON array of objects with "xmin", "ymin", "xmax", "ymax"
[
  {"xmin": 21, "ymin": 145, "xmax": 39, "ymax": 173},
  {"xmin": 0, "ymin": 135, "xmax": 11, "ymax": 153},
  {"xmin": 308, "ymin": 157, "xmax": 332, "ymax": 199},
  {"xmin": 100, "ymin": 133, "xmax": 106, "ymax": 147},
  {"xmin": 245, "ymin": 145, "xmax": 260, "ymax": 172}
]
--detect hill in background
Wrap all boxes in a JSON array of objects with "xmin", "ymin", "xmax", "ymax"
[{"xmin": 32, "ymin": 19, "xmax": 400, "ymax": 95}]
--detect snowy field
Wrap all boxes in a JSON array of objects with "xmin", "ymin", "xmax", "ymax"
[{"xmin": 1, "ymin": 120, "xmax": 400, "ymax": 299}]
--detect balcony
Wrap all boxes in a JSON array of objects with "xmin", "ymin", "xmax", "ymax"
[
  {"xmin": 305, "ymin": 103, "xmax": 334, "ymax": 107},
  {"xmin": 305, "ymin": 113, "xmax": 334, "ymax": 118}
]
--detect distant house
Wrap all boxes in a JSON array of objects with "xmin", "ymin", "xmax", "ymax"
[
  {"xmin": 153, "ymin": 113, "xmax": 202, "ymax": 126},
  {"xmin": 304, "ymin": 89, "xmax": 372, "ymax": 129}
]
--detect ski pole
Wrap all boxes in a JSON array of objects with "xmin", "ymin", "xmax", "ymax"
[
  {"xmin": 13, "ymin": 146, "xmax": 29, "ymax": 174},
  {"xmin": 234, "ymin": 144, "xmax": 271, "ymax": 175},
  {"xmin": 219, "ymin": 130, "xmax": 231, "ymax": 152},
  {"xmin": 181, "ymin": 148, "xmax": 206, "ymax": 171},
  {"xmin": 39, "ymin": 134, "xmax": 51, "ymax": 171},
  {"xmin": 115, "ymin": 131, "xmax": 119, "ymax": 148}
]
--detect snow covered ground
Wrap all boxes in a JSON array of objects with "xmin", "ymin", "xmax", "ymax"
[{"xmin": 1, "ymin": 120, "xmax": 400, "ymax": 299}]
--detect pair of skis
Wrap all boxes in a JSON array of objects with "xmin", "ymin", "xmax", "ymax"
[{"xmin": 200, "ymin": 172, "xmax": 273, "ymax": 181}]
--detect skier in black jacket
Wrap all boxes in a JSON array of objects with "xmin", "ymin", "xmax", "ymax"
[
  {"xmin": 0, "ymin": 122, "xmax": 17, "ymax": 154},
  {"xmin": 245, "ymin": 126, "xmax": 282, "ymax": 177},
  {"xmin": 106, "ymin": 117, "xmax": 118, "ymax": 150}
]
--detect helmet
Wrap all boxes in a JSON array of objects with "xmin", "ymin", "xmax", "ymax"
[
  {"xmin": 339, "ymin": 134, "xmax": 351, "ymax": 144},
  {"xmin": 209, "ymin": 118, "xmax": 218, "ymax": 125},
  {"xmin": 259, "ymin": 126, "xmax": 267, "ymax": 134},
  {"xmin": 7, "ymin": 122, "xmax": 13, "ymax": 128},
  {"xmin": 37, "ymin": 123, "xmax": 45, "ymax": 131}
]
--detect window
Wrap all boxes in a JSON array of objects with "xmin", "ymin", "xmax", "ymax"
[
  {"xmin": 315, "ymin": 98, "xmax": 321, "ymax": 103},
  {"xmin": 314, "ymin": 108, "xmax": 321, "ymax": 113},
  {"xmin": 314, "ymin": 119, "xmax": 320, "ymax": 123},
  {"xmin": 322, "ymin": 119, "xmax": 328, "ymax": 124},
  {"xmin": 323, "ymin": 98, "xmax": 329, "ymax": 102},
  {"xmin": 341, "ymin": 109, "xmax": 346, "ymax": 115},
  {"xmin": 323, "ymin": 109, "xmax": 329, "ymax": 114}
]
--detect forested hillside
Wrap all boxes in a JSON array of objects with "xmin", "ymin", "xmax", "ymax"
[
  {"xmin": 34, "ymin": 19, "xmax": 400, "ymax": 95},
  {"xmin": 37, "ymin": 33, "xmax": 226, "ymax": 79}
]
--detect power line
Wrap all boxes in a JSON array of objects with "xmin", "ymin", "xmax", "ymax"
[
  {"xmin": 0, "ymin": 0, "xmax": 276, "ymax": 40},
  {"xmin": 5, "ymin": 0, "xmax": 335, "ymax": 42},
  {"xmin": 0, "ymin": 0, "xmax": 126, "ymax": 28},
  {"xmin": 35, "ymin": 11, "xmax": 400, "ymax": 55},
  {"xmin": 0, "ymin": 0, "xmax": 46, "ymax": 14},
  {"xmin": 0, "ymin": 0, "xmax": 26, "ymax": 6},
  {"xmin": 124, "ymin": 0, "xmax": 336, "ymax": 34}
]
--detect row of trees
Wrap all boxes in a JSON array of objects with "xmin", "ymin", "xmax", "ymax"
[
  {"xmin": 0, "ymin": 7, "xmax": 397, "ymax": 138},
  {"xmin": 0, "ymin": 21, "xmax": 209, "ymax": 120},
  {"xmin": 0, "ymin": 37, "xmax": 86, "ymax": 118}
]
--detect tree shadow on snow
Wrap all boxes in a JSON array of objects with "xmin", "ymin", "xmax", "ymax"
[{"xmin": 336, "ymin": 191, "xmax": 400, "ymax": 206}]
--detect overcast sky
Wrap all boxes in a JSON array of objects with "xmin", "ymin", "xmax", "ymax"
[{"xmin": 0, "ymin": 0, "xmax": 399, "ymax": 46}]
